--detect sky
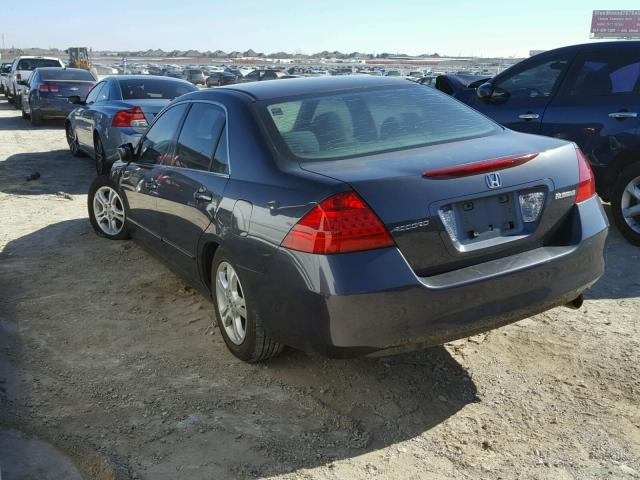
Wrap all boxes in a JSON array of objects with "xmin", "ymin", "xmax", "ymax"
[{"xmin": 1, "ymin": 0, "xmax": 638, "ymax": 57}]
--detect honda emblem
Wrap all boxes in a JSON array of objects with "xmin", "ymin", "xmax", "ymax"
[{"xmin": 485, "ymin": 172, "xmax": 502, "ymax": 189}]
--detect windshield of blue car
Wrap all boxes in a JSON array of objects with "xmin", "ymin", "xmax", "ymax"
[
  {"xmin": 118, "ymin": 79, "xmax": 196, "ymax": 100},
  {"xmin": 264, "ymin": 85, "xmax": 501, "ymax": 161},
  {"xmin": 40, "ymin": 69, "xmax": 95, "ymax": 81}
]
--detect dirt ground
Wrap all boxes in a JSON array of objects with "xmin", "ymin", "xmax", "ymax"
[{"xmin": 0, "ymin": 97, "xmax": 638, "ymax": 480}]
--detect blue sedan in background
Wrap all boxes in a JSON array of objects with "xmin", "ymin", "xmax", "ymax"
[
  {"xmin": 87, "ymin": 76, "xmax": 608, "ymax": 362},
  {"xmin": 440, "ymin": 41, "xmax": 640, "ymax": 245},
  {"xmin": 65, "ymin": 75, "xmax": 197, "ymax": 174}
]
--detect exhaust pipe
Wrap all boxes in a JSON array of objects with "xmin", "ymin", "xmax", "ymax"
[{"xmin": 564, "ymin": 294, "xmax": 584, "ymax": 310}]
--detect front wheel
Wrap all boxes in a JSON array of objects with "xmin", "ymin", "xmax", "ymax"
[
  {"xmin": 88, "ymin": 176, "xmax": 131, "ymax": 240},
  {"xmin": 212, "ymin": 248, "xmax": 283, "ymax": 362},
  {"xmin": 611, "ymin": 162, "xmax": 640, "ymax": 246}
]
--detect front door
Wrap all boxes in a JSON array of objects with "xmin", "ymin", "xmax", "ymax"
[
  {"xmin": 74, "ymin": 81, "xmax": 104, "ymax": 147},
  {"xmin": 469, "ymin": 54, "xmax": 573, "ymax": 134},
  {"xmin": 154, "ymin": 102, "xmax": 229, "ymax": 279},
  {"xmin": 118, "ymin": 103, "xmax": 190, "ymax": 242}
]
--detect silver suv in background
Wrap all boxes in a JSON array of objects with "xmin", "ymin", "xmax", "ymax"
[{"xmin": 7, "ymin": 56, "xmax": 64, "ymax": 108}]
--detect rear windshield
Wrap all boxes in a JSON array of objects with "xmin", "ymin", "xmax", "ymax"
[
  {"xmin": 264, "ymin": 85, "xmax": 500, "ymax": 161},
  {"xmin": 17, "ymin": 59, "xmax": 62, "ymax": 70},
  {"xmin": 118, "ymin": 79, "xmax": 196, "ymax": 100},
  {"xmin": 40, "ymin": 69, "xmax": 95, "ymax": 81},
  {"xmin": 186, "ymin": 70, "xmax": 203, "ymax": 75}
]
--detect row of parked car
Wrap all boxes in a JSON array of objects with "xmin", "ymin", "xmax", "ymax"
[{"xmin": 0, "ymin": 41, "xmax": 636, "ymax": 362}]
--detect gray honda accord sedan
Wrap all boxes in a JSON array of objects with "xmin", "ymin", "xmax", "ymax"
[{"xmin": 87, "ymin": 76, "xmax": 608, "ymax": 362}]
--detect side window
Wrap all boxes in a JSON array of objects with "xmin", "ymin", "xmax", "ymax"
[
  {"xmin": 246, "ymin": 71, "xmax": 259, "ymax": 81},
  {"xmin": 493, "ymin": 58, "xmax": 570, "ymax": 100},
  {"xmin": 96, "ymin": 81, "xmax": 110, "ymax": 102},
  {"xmin": 212, "ymin": 126, "xmax": 229, "ymax": 174},
  {"xmin": 85, "ymin": 82, "xmax": 104, "ymax": 104},
  {"xmin": 171, "ymin": 103, "xmax": 226, "ymax": 171},
  {"xmin": 138, "ymin": 103, "xmax": 189, "ymax": 165},
  {"xmin": 562, "ymin": 50, "xmax": 640, "ymax": 97}
]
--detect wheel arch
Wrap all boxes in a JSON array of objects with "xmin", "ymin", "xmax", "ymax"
[
  {"xmin": 600, "ymin": 147, "xmax": 640, "ymax": 202},
  {"xmin": 199, "ymin": 239, "xmax": 221, "ymax": 293}
]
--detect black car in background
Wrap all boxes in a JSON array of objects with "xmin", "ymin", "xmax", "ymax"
[
  {"xmin": 19, "ymin": 67, "xmax": 96, "ymax": 126},
  {"xmin": 206, "ymin": 72, "xmax": 237, "ymax": 87},
  {"xmin": 87, "ymin": 76, "xmax": 607, "ymax": 362},
  {"xmin": 443, "ymin": 41, "xmax": 640, "ymax": 244}
]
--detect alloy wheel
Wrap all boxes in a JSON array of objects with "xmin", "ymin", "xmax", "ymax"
[
  {"xmin": 93, "ymin": 186, "xmax": 125, "ymax": 236},
  {"xmin": 621, "ymin": 175, "xmax": 640, "ymax": 234},
  {"xmin": 215, "ymin": 262, "xmax": 247, "ymax": 345}
]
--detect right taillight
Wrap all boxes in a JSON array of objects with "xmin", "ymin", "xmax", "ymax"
[
  {"xmin": 281, "ymin": 191, "xmax": 395, "ymax": 254},
  {"xmin": 575, "ymin": 147, "xmax": 596, "ymax": 203},
  {"xmin": 111, "ymin": 106, "xmax": 148, "ymax": 128}
]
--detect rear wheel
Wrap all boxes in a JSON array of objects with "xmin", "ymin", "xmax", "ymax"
[
  {"xmin": 212, "ymin": 248, "xmax": 283, "ymax": 362},
  {"xmin": 21, "ymin": 105, "xmax": 29, "ymax": 120},
  {"xmin": 612, "ymin": 162, "xmax": 640, "ymax": 246},
  {"xmin": 87, "ymin": 176, "xmax": 131, "ymax": 240},
  {"xmin": 29, "ymin": 107, "xmax": 42, "ymax": 126},
  {"xmin": 66, "ymin": 124, "xmax": 84, "ymax": 157}
]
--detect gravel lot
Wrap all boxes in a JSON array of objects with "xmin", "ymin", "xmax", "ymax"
[{"xmin": 0, "ymin": 97, "xmax": 639, "ymax": 480}]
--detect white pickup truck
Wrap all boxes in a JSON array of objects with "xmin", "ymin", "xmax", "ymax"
[{"xmin": 7, "ymin": 56, "xmax": 64, "ymax": 108}]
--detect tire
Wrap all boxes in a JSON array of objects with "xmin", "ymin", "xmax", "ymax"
[
  {"xmin": 87, "ymin": 176, "xmax": 131, "ymax": 240},
  {"xmin": 94, "ymin": 135, "xmax": 109, "ymax": 175},
  {"xmin": 211, "ymin": 248, "xmax": 284, "ymax": 362},
  {"xmin": 611, "ymin": 162, "xmax": 640, "ymax": 246},
  {"xmin": 66, "ymin": 124, "xmax": 84, "ymax": 157},
  {"xmin": 14, "ymin": 93, "xmax": 21, "ymax": 110},
  {"xmin": 21, "ymin": 106, "xmax": 29, "ymax": 120},
  {"xmin": 30, "ymin": 108, "xmax": 42, "ymax": 126}
]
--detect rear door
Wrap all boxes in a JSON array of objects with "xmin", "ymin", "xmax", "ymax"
[
  {"xmin": 118, "ymin": 103, "xmax": 189, "ymax": 242},
  {"xmin": 540, "ymin": 47, "xmax": 640, "ymax": 194},
  {"xmin": 78, "ymin": 80, "xmax": 111, "ymax": 150},
  {"xmin": 154, "ymin": 101, "xmax": 229, "ymax": 278},
  {"xmin": 467, "ymin": 54, "xmax": 573, "ymax": 133}
]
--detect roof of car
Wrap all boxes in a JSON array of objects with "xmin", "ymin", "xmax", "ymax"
[
  {"xmin": 107, "ymin": 75, "xmax": 192, "ymax": 82},
  {"xmin": 35, "ymin": 67, "xmax": 88, "ymax": 72},
  {"xmin": 532, "ymin": 40, "xmax": 640, "ymax": 58},
  {"xmin": 15, "ymin": 56, "xmax": 62, "ymax": 60},
  {"xmin": 218, "ymin": 75, "xmax": 413, "ymax": 100}
]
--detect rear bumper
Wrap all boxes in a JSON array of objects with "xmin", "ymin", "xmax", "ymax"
[{"xmin": 246, "ymin": 196, "xmax": 608, "ymax": 357}]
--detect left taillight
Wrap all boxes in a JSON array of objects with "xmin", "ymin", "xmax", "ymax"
[
  {"xmin": 281, "ymin": 191, "xmax": 395, "ymax": 254},
  {"xmin": 111, "ymin": 106, "xmax": 148, "ymax": 128},
  {"xmin": 575, "ymin": 147, "xmax": 596, "ymax": 203}
]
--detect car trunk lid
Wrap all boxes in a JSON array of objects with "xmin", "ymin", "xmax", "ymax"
[{"xmin": 299, "ymin": 131, "xmax": 581, "ymax": 276}]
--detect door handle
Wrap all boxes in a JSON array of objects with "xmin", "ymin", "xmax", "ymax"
[
  {"xmin": 194, "ymin": 191, "xmax": 213, "ymax": 202},
  {"xmin": 608, "ymin": 111, "xmax": 638, "ymax": 119},
  {"xmin": 519, "ymin": 113, "xmax": 540, "ymax": 120}
]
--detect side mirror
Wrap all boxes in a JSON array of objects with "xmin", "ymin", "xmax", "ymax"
[
  {"xmin": 67, "ymin": 95, "xmax": 84, "ymax": 105},
  {"xmin": 18, "ymin": 79, "xmax": 29, "ymax": 86},
  {"xmin": 476, "ymin": 82, "xmax": 495, "ymax": 100},
  {"xmin": 117, "ymin": 143, "xmax": 135, "ymax": 163}
]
